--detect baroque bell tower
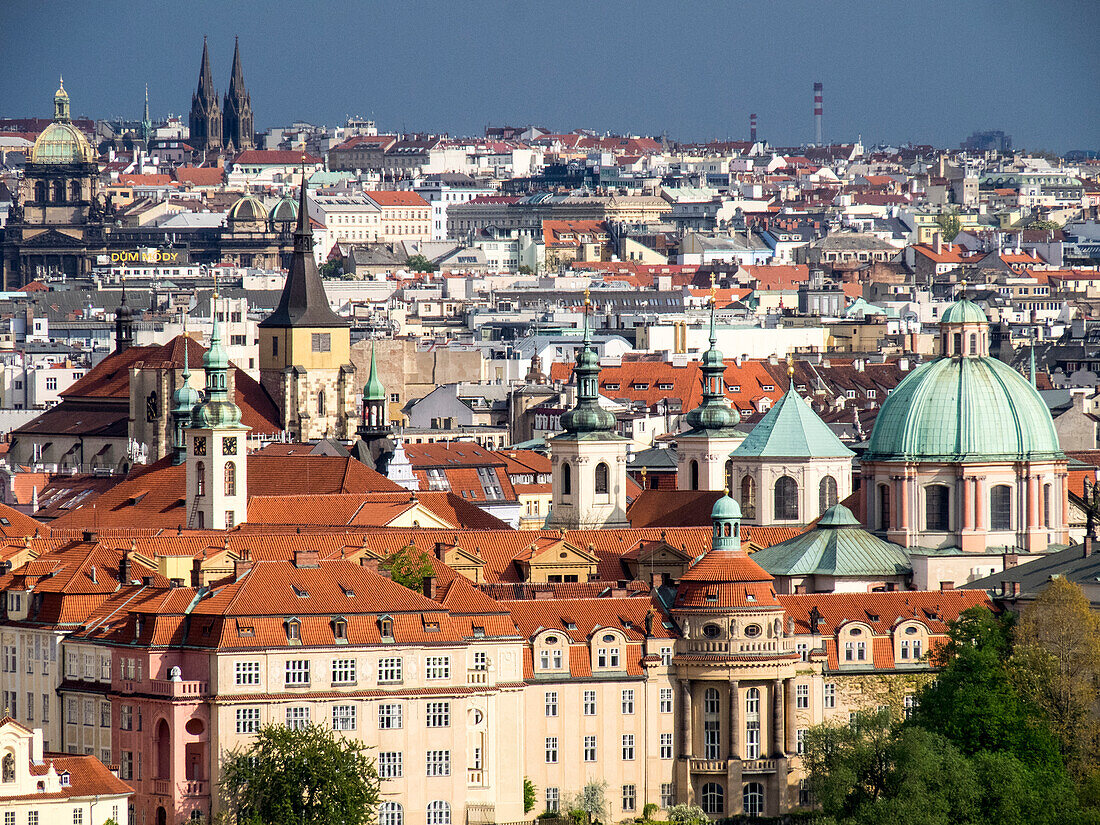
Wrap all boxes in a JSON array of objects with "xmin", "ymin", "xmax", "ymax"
[
  {"xmin": 222, "ymin": 36, "xmax": 254, "ymax": 152},
  {"xmin": 189, "ymin": 36, "xmax": 222, "ymax": 154}
]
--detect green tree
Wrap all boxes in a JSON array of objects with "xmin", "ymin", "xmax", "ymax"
[
  {"xmin": 524, "ymin": 777, "xmax": 538, "ymax": 814},
  {"xmin": 318, "ymin": 259, "xmax": 343, "ymax": 279},
  {"xmin": 381, "ymin": 544, "xmax": 435, "ymax": 591},
  {"xmin": 1026, "ymin": 218, "xmax": 1062, "ymax": 232},
  {"xmin": 1011, "ymin": 578, "xmax": 1100, "ymax": 779},
  {"xmin": 666, "ymin": 804, "xmax": 707, "ymax": 824},
  {"xmin": 220, "ymin": 723, "xmax": 380, "ymax": 825},
  {"xmin": 935, "ymin": 210, "xmax": 962, "ymax": 242},
  {"xmin": 405, "ymin": 254, "xmax": 437, "ymax": 273},
  {"xmin": 564, "ymin": 780, "xmax": 608, "ymax": 823}
]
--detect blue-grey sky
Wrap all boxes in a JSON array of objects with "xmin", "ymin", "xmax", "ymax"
[{"xmin": 2, "ymin": 0, "xmax": 1097, "ymax": 152}]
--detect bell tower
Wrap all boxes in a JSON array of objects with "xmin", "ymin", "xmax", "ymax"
[
  {"xmin": 677, "ymin": 276, "xmax": 745, "ymax": 491},
  {"xmin": 222, "ymin": 36, "xmax": 254, "ymax": 152},
  {"xmin": 185, "ymin": 293, "xmax": 249, "ymax": 529},
  {"xmin": 546, "ymin": 291, "xmax": 630, "ymax": 529},
  {"xmin": 352, "ymin": 344, "xmax": 395, "ymax": 474},
  {"xmin": 189, "ymin": 37, "xmax": 222, "ymax": 154},
  {"xmin": 258, "ymin": 172, "xmax": 356, "ymax": 441}
]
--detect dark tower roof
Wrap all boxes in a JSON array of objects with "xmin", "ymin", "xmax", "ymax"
[
  {"xmin": 260, "ymin": 174, "xmax": 347, "ymax": 329},
  {"xmin": 195, "ymin": 36, "xmax": 216, "ymax": 103},
  {"xmin": 228, "ymin": 36, "xmax": 245, "ymax": 95}
]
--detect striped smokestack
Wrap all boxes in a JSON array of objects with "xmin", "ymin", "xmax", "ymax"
[
  {"xmin": 814, "ymin": 82, "xmax": 823, "ymax": 145},
  {"xmin": 750, "ymin": 113, "xmax": 757, "ymax": 143}
]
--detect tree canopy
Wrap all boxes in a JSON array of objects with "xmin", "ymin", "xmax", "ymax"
[
  {"xmin": 220, "ymin": 722, "xmax": 380, "ymax": 825},
  {"xmin": 405, "ymin": 254, "xmax": 437, "ymax": 273},
  {"xmin": 382, "ymin": 544, "xmax": 436, "ymax": 591}
]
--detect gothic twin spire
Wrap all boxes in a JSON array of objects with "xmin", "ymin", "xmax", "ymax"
[{"xmin": 188, "ymin": 36, "xmax": 253, "ymax": 153}]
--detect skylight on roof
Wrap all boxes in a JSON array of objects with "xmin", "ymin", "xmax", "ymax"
[{"xmin": 291, "ymin": 585, "xmax": 308, "ymax": 598}]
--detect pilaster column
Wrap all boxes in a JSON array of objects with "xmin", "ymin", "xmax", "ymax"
[
  {"xmin": 975, "ymin": 476, "xmax": 985, "ymax": 531},
  {"xmin": 772, "ymin": 678, "xmax": 784, "ymax": 756},
  {"xmin": 785, "ymin": 678, "xmax": 798, "ymax": 755},
  {"xmin": 728, "ymin": 679, "xmax": 740, "ymax": 759},
  {"xmin": 1027, "ymin": 472, "xmax": 1038, "ymax": 530},
  {"xmin": 680, "ymin": 680, "xmax": 693, "ymax": 758},
  {"xmin": 962, "ymin": 476, "xmax": 974, "ymax": 530},
  {"xmin": 899, "ymin": 472, "xmax": 910, "ymax": 531}
]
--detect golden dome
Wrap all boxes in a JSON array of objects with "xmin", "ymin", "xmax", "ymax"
[{"xmin": 31, "ymin": 78, "xmax": 95, "ymax": 165}]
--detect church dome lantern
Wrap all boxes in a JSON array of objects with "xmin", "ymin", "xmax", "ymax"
[{"xmin": 31, "ymin": 78, "xmax": 95, "ymax": 165}]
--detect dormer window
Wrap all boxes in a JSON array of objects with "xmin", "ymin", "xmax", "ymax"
[
  {"xmin": 59, "ymin": 771, "xmax": 70, "ymax": 787},
  {"xmin": 332, "ymin": 617, "xmax": 348, "ymax": 642},
  {"xmin": 291, "ymin": 585, "xmax": 308, "ymax": 598},
  {"xmin": 379, "ymin": 616, "xmax": 394, "ymax": 641},
  {"xmin": 285, "ymin": 618, "xmax": 301, "ymax": 643}
]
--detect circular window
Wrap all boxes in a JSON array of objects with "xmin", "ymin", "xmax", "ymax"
[
  {"xmin": 545, "ymin": 635, "xmax": 559, "ymax": 644},
  {"xmin": 850, "ymin": 627, "xmax": 862, "ymax": 636},
  {"xmin": 602, "ymin": 634, "xmax": 616, "ymax": 643},
  {"xmin": 702, "ymin": 624, "xmax": 721, "ymax": 638},
  {"xmin": 904, "ymin": 626, "xmax": 918, "ymax": 635},
  {"xmin": 744, "ymin": 624, "xmax": 762, "ymax": 638},
  {"xmin": 559, "ymin": 552, "xmax": 568, "ymax": 558},
  {"xmin": 472, "ymin": 709, "xmax": 484, "ymax": 724},
  {"xmin": 184, "ymin": 719, "xmax": 204, "ymax": 736}
]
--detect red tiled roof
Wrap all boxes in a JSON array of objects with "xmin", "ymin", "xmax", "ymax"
[
  {"xmin": 364, "ymin": 191, "xmax": 430, "ymax": 207},
  {"xmin": 779, "ymin": 590, "xmax": 991, "ymax": 635},
  {"xmin": 171, "ymin": 166, "xmax": 225, "ymax": 186},
  {"xmin": 233, "ymin": 150, "xmax": 321, "ymax": 165}
]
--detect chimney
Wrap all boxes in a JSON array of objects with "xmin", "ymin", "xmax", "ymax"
[
  {"xmin": 119, "ymin": 547, "xmax": 131, "ymax": 586},
  {"xmin": 749, "ymin": 112, "xmax": 757, "ymax": 144},
  {"xmin": 31, "ymin": 729, "xmax": 43, "ymax": 765},
  {"xmin": 89, "ymin": 564, "xmax": 97, "ymax": 584},
  {"xmin": 534, "ymin": 587, "xmax": 554, "ymax": 600},
  {"xmin": 813, "ymin": 82, "xmax": 823, "ymax": 145},
  {"xmin": 933, "ymin": 233, "xmax": 942, "ymax": 255},
  {"xmin": 1085, "ymin": 538, "xmax": 1094, "ymax": 558},
  {"xmin": 293, "ymin": 549, "xmax": 320, "ymax": 568},
  {"xmin": 1003, "ymin": 552, "xmax": 1018, "ymax": 569},
  {"xmin": 939, "ymin": 580, "xmax": 955, "ymax": 591},
  {"xmin": 191, "ymin": 558, "xmax": 203, "ymax": 588},
  {"xmin": 422, "ymin": 575, "xmax": 437, "ymax": 600},
  {"xmin": 233, "ymin": 556, "xmax": 253, "ymax": 581}
]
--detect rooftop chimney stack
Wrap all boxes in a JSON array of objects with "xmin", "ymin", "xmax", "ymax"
[
  {"xmin": 814, "ymin": 82, "xmax": 823, "ymax": 145},
  {"xmin": 750, "ymin": 113, "xmax": 757, "ymax": 143}
]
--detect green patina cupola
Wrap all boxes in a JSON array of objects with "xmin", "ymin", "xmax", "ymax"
[
  {"xmin": 191, "ymin": 294, "xmax": 242, "ymax": 429},
  {"xmin": 171, "ymin": 331, "xmax": 203, "ymax": 464},
  {"xmin": 559, "ymin": 293, "xmax": 619, "ymax": 438},
  {"xmin": 683, "ymin": 285, "xmax": 742, "ymax": 436},
  {"xmin": 363, "ymin": 344, "xmax": 385, "ymax": 404},
  {"xmin": 711, "ymin": 493, "xmax": 742, "ymax": 550}
]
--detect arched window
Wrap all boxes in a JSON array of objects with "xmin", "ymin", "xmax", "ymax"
[
  {"xmin": 701, "ymin": 782, "xmax": 724, "ymax": 814},
  {"xmin": 195, "ymin": 462, "xmax": 206, "ymax": 497},
  {"xmin": 725, "ymin": 459, "xmax": 734, "ymax": 492},
  {"xmin": 703, "ymin": 687, "xmax": 721, "ymax": 759},
  {"xmin": 878, "ymin": 483, "xmax": 890, "ymax": 530},
  {"xmin": 991, "ymin": 484, "xmax": 1012, "ymax": 531},
  {"xmin": 723, "ymin": 522, "xmax": 731, "ymax": 537},
  {"xmin": 594, "ymin": 462, "xmax": 609, "ymax": 495},
  {"xmin": 317, "ymin": 391, "xmax": 326, "ymax": 417},
  {"xmin": 953, "ymin": 332, "xmax": 962, "ymax": 354},
  {"xmin": 745, "ymin": 688, "xmax": 761, "ymax": 759},
  {"xmin": 561, "ymin": 462, "xmax": 571, "ymax": 497},
  {"xmin": 774, "ymin": 475, "xmax": 799, "ymax": 521},
  {"xmin": 741, "ymin": 474, "xmax": 757, "ymax": 519},
  {"xmin": 819, "ymin": 475, "xmax": 838, "ymax": 513},
  {"xmin": 969, "ymin": 333, "xmax": 978, "ymax": 355},
  {"xmin": 690, "ymin": 459, "xmax": 699, "ymax": 491},
  {"xmin": 52, "ymin": 181, "xmax": 65, "ymax": 202},
  {"xmin": 426, "ymin": 801, "xmax": 450, "ymax": 825},
  {"xmin": 743, "ymin": 782, "xmax": 765, "ymax": 817},
  {"xmin": 925, "ymin": 484, "xmax": 950, "ymax": 532},
  {"xmin": 378, "ymin": 802, "xmax": 404, "ymax": 825},
  {"xmin": 70, "ymin": 180, "xmax": 82, "ymax": 202},
  {"xmin": 1043, "ymin": 483, "xmax": 1052, "ymax": 528},
  {"xmin": 224, "ymin": 462, "xmax": 236, "ymax": 497},
  {"xmin": 1, "ymin": 751, "xmax": 14, "ymax": 783},
  {"xmin": 34, "ymin": 182, "xmax": 46, "ymax": 202}
]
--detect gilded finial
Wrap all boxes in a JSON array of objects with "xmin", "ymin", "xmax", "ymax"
[
  {"xmin": 59, "ymin": 75, "xmax": 64, "ymax": 90},
  {"xmin": 583, "ymin": 286, "xmax": 591, "ymax": 307},
  {"xmin": 709, "ymin": 273, "xmax": 717, "ymax": 306},
  {"xmin": 786, "ymin": 354, "xmax": 795, "ymax": 379}
]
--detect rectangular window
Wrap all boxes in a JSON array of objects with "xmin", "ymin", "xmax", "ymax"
[
  {"xmin": 331, "ymin": 658, "xmax": 356, "ymax": 684},
  {"xmin": 661, "ymin": 783, "xmax": 675, "ymax": 808},
  {"xmin": 120, "ymin": 705, "xmax": 134, "ymax": 732},
  {"xmin": 704, "ymin": 718, "xmax": 720, "ymax": 759},
  {"xmin": 746, "ymin": 720, "xmax": 760, "ymax": 759},
  {"xmin": 73, "ymin": 811, "xmax": 83, "ymax": 825},
  {"xmin": 100, "ymin": 702, "xmax": 111, "ymax": 727},
  {"xmin": 426, "ymin": 750, "xmax": 451, "ymax": 776},
  {"xmin": 621, "ymin": 689, "xmax": 635, "ymax": 714},
  {"xmin": 284, "ymin": 660, "xmax": 310, "ymax": 685},
  {"xmin": 425, "ymin": 701, "xmax": 450, "ymax": 728},
  {"xmin": 311, "ymin": 333, "xmax": 331, "ymax": 353},
  {"xmin": 42, "ymin": 695, "xmax": 49, "ymax": 723},
  {"xmin": 797, "ymin": 642, "xmax": 809, "ymax": 662},
  {"xmin": 544, "ymin": 691, "xmax": 558, "ymax": 717},
  {"xmin": 583, "ymin": 735, "xmax": 597, "ymax": 762},
  {"xmin": 797, "ymin": 728, "xmax": 808, "ymax": 754},
  {"xmin": 378, "ymin": 751, "xmax": 402, "ymax": 779},
  {"xmin": 285, "ymin": 706, "xmax": 310, "ymax": 730},
  {"xmin": 83, "ymin": 700, "xmax": 93, "ymax": 726},
  {"xmin": 472, "ymin": 651, "xmax": 487, "ymax": 670},
  {"xmin": 120, "ymin": 751, "xmax": 133, "ymax": 780},
  {"xmin": 545, "ymin": 736, "xmax": 558, "ymax": 763},
  {"xmin": 235, "ymin": 662, "xmax": 260, "ymax": 685},
  {"xmin": 546, "ymin": 788, "xmax": 560, "ymax": 813},
  {"xmin": 622, "ymin": 784, "xmax": 636, "ymax": 812},
  {"xmin": 660, "ymin": 687, "xmax": 673, "ymax": 713},
  {"xmin": 824, "ymin": 683, "xmax": 836, "ymax": 709},
  {"xmin": 235, "ymin": 707, "xmax": 261, "ymax": 734},
  {"xmin": 660, "ymin": 732, "xmax": 673, "ymax": 759},
  {"xmin": 378, "ymin": 657, "xmax": 402, "ymax": 684},
  {"xmin": 378, "ymin": 703, "xmax": 403, "ymax": 729},
  {"xmin": 857, "ymin": 642, "xmax": 866, "ymax": 661},
  {"xmin": 583, "ymin": 690, "xmax": 596, "ymax": 716},
  {"xmin": 100, "ymin": 656, "xmax": 111, "ymax": 681},
  {"xmin": 425, "ymin": 656, "xmax": 450, "ymax": 680},
  {"xmin": 622, "ymin": 733, "xmax": 635, "ymax": 760},
  {"xmin": 332, "ymin": 705, "xmax": 356, "ymax": 731},
  {"xmin": 904, "ymin": 695, "xmax": 918, "ymax": 720},
  {"xmin": 796, "ymin": 684, "xmax": 809, "ymax": 709},
  {"xmin": 845, "ymin": 641, "xmax": 854, "ymax": 661}
]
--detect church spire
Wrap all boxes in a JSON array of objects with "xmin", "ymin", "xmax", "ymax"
[
  {"xmin": 682, "ymin": 275, "xmax": 740, "ymax": 435},
  {"xmin": 114, "ymin": 278, "xmax": 134, "ymax": 352},
  {"xmin": 228, "ymin": 36, "xmax": 245, "ymax": 94},
  {"xmin": 559, "ymin": 289, "xmax": 616, "ymax": 435},
  {"xmin": 222, "ymin": 35, "xmax": 254, "ymax": 151},
  {"xmin": 141, "ymin": 84, "xmax": 151, "ymax": 145},
  {"xmin": 197, "ymin": 36, "xmax": 214, "ymax": 99},
  {"xmin": 259, "ymin": 169, "xmax": 345, "ymax": 329}
]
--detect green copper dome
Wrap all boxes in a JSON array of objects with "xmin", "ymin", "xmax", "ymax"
[
  {"xmin": 269, "ymin": 195, "xmax": 298, "ymax": 226},
  {"xmin": 940, "ymin": 297, "xmax": 988, "ymax": 325},
  {"xmin": 191, "ymin": 300, "xmax": 242, "ymax": 429},
  {"xmin": 31, "ymin": 79, "xmax": 94, "ymax": 165},
  {"xmin": 712, "ymin": 494, "xmax": 742, "ymax": 521},
  {"xmin": 683, "ymin": 298, "xmax": 742, "ymax": 436},
  {"xmin": 558, "ymin": 302, "xmax": 622, "ymax": 439},
  {"xmin": 864, "ymin": 356, "xmax": 1062, "ymax": 462}
]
